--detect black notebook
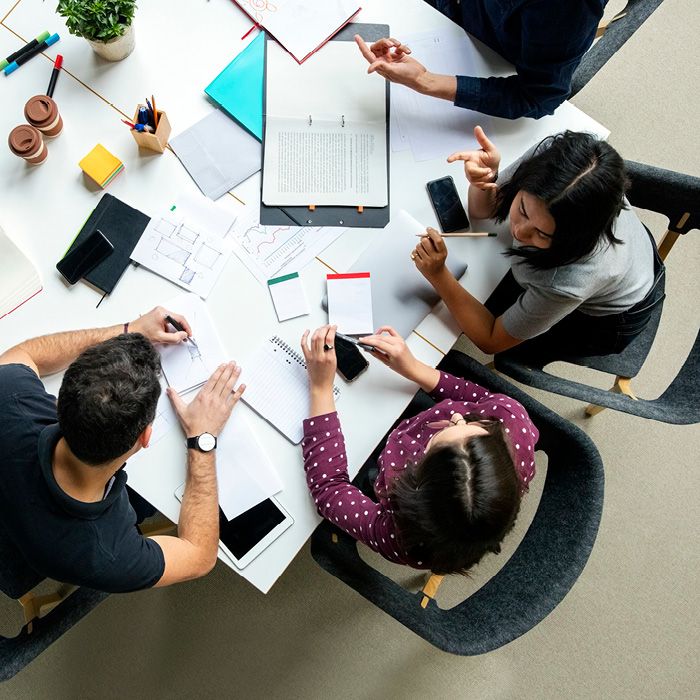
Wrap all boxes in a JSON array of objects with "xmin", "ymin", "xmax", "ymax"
[{"xmin": 66, "ymin": 194, "xmax": 150, "ymax": 294}]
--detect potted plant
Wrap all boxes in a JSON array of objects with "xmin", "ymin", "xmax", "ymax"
[{"xmin": 56, "ymin": 0, "xmax": 138, "ymax": 61}]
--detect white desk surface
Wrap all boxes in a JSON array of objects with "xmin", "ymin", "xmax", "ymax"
[{"xmin": 0, "ymin": 0, "xmax": 607, "ymax": 593}]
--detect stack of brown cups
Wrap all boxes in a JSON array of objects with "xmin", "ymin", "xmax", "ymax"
[
  {"xmin": 8, "ymin": 124, "xmax": 47, "ymax": 165},
  {"xmin": 24, "ymin": 95, "xmax": 63, "ymax": 138}
]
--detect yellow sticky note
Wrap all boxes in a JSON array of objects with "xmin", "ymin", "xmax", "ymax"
[{"xmin": 79, "ymin": 144, "xmax": 123, "ymax": 187}]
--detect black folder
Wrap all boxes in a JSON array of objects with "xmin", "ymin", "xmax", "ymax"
[
  {"xmin": 260, "ymin": 23, "xmax": 390, "ymax": 229},
  {"xmin": 65, "ymin": 194, "xmax": 150, "ymax": 294}
]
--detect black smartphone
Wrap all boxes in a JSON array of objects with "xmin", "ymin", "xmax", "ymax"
[
  {"xmin": 426, "ymin": 175, "xmax": 470, "ymax": 233},
  {"xmin": 335, "ymin": 334, "xmax": 369, "ymax": 382},
  {"xmin": 56, "ymin": 229, "xmax": 114, "ymax": 285}
]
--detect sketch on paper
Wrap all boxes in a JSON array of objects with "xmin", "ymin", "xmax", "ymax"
[{"xmin": 130, "ymin": 194, "xmax": 239, "ymax": 299}]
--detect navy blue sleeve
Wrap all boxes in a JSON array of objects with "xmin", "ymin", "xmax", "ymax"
[
  {"xmin": 455, "ymin": 1, "xmax": 603, "ymax": 119},
  {"xmin": 0, "ymin": 364, "xmax": 57, "ymax": 440}
]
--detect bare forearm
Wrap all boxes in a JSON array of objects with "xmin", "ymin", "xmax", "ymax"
[
  {"xmin": 429, "ymin": 270, "xmax": 498, "ymax": 352},
  {"xmin": 178, "ymin": 451, "xmax": 219, "ymax": 563},
  {"xmin": 14, "ymin": 324, "xmax": 124, "ymax": 376},
  {"xmin": 310, "ymin": 387, "xmax": 336, "ymax": 418},
  {"xmin": 468, "ymin": 183, "xmax": 499, "ymax": 220},
  {"xmin": 415, "ymin": 72, "xmax": 457, "ymax": 102}
]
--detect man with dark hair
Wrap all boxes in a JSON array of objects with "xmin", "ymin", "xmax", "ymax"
[
  {"xmin": 355, "ymin": 0, "xmax": 606, "ymax": 119},
  {"xmin": 0, "ymin": 306, "xmax": 245, "ymax": 592}
]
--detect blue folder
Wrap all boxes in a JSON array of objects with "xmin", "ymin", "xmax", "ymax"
[{"xmin": 205, "ymin": 31, "xmax": 265, "ymax": 141}]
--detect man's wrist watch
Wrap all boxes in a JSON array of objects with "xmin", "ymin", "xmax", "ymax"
[{"xmin": 186, "ymin": 432, "xmax": 217, "ymax": 452}]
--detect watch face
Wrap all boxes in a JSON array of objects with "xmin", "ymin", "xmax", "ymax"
[{"xmin": 198, "ymin": 433, "xmax": 216, "ymax": 452}]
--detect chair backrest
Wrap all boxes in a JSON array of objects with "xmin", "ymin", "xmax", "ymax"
[
  {"xmin": 570, "ymin": 0, "xmax": 664, "ymax": 96},
  {"xmin": 311, "ymin": 351, "xmax": 605, "ymax": 654}
]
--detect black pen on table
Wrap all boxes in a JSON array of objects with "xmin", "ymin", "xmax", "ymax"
[{"xmin": 165, "ymin": 314, "xmax": 198, "ymax": 348}]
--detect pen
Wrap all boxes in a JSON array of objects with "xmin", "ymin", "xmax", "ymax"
[
  {"xmin": 1, "ymin": 30, "xmax": 50, "ymax": 71},
  {"xmin": 415, "ymin": 231, "xmax": 497, "ymax": 238},
  {"xmin": 145, "ymin": 97, "xmax": 155, "ymax": 128},
  {"xmin": 46, "ymin": 54, "xmax": 63, "ymax": 98},
  {"xmin": 121, "ymin": 119, "xmax": 154, "ymax": 132},
  {"xmin": 336, "ymin": 331, "xmax": 376, "ymax": 353},
  {"xmin": 137, "ymin": 106, "xmax": 150, "ymax": 125},
  {"xmin": 165, "ymin": 315, "xmax": 198, "ymax": 347},
  {"xmin": 4, "ymin": 33, "xmax": 60, "ymax": 75}
]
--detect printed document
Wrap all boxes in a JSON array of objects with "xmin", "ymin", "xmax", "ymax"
[{"xmin": 263, "ymin": 41, "xmax": 387, "ymax": 207}]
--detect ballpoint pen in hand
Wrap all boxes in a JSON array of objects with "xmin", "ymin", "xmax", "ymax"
[{"xmin": 165, "ymin": 314, "xmax": 198, "ymax": 347}]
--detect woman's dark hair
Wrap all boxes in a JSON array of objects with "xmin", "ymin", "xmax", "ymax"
[
  {"xmin": 391, "ymin": 416, "xmax": 521, "ymax": 575},
  {"xmin": 494, "ymin": 131, "xmax": 629, "ymax": 269},
  {"xmin": 57, "ymin": 333, "xmax": 161, "ymax": 466}
]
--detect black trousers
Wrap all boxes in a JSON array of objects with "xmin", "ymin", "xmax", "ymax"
[{"xmin": 486, "ymin": 244, "xmax": 665, "ymax": 366}]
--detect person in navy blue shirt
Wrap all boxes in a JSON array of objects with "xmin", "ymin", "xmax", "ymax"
[
  {"xmin": 356, "ymin": 0, "xmax": 606, "ymax": 119},
  {"xmin": 0, "ymin": 306, "xmax": 245, "ymax": 593}
]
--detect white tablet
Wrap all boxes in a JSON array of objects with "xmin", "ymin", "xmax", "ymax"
[{"xmin": 174, "ymin": 484, "xmax": 293, "ymax": 570}]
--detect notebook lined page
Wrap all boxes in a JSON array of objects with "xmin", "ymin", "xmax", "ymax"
[{"xmin": 241, "ymin": 337, "xmax": 340, "ymax": 444}]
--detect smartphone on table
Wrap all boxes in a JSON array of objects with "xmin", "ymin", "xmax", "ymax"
[
  {"xmin": 426, "ymin": 175, "xmax": 470, "ymax": 233},
  {"xmin": 334, "ymin": 333, "xmax": 369, "ymax": 382},
  {"xmin": 174, "ymin": 484, "xmax": 293, "ymax": 570},
  {"xmin": 56, "ymin": 229, "xmax": 114, "ymax": 284}
]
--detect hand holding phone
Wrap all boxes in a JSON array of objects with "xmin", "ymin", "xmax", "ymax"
[{"xmin": 56, "ymin": 229, "xmax": 114, "ymax": 285}]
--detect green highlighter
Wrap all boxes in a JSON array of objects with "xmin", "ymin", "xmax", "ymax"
[{"xmin": 0, "ymin": 30, "xmax": 50, "ymax": 71}]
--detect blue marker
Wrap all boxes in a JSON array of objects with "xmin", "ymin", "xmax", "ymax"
[
  {"xmin": 4, "ymin": 33, "xmax": 59, "ymax": 75},
  {"xmin": 137, "ymin": 106, "xmax": 150, "ymax": 125}
]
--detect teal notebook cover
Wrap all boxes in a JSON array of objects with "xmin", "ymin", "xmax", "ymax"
[{"xmin": 205, "ymin": 31, "xmax": 264, "ymax": 141}]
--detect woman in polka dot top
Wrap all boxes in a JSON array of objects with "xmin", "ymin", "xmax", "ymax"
[{"xmin": 300, "ymin": 324, "xmax": 539, "ymax": 575}]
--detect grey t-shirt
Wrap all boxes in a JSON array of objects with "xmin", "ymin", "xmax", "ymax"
[{"xmin": 473, "ymin": 155, "xmax": 655, "ymax": 341}]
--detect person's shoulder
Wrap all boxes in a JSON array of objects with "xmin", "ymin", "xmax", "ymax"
[{"xmin": 0, "ymin": 362, "xmax": 42, "ymax": 391}]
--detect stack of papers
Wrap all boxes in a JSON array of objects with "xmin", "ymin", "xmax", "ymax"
[
  {"xmin": 326, "ymin": 272, "xmax": 373, "ymax": 335},
  {"xmin": 231, "ymin": 0, "xmax": 361, "ymax": 64},
  {"xmin": 78, "ymin": 144, "xmax": 124, "ymax": 188},
  {"xmin": 267, "ymin": 272, "xmax": 309, "ymax": 321},
  {"xmin": 0, "ymin": 224, "xmax": 41, "ymax": 319},
  {"xmin": 391, "ymin": 30, "xmax": 491, "ymax": 162},
  {"xmin": 130, "ymin": 192, "xmax": 240, "ymax": 299}
]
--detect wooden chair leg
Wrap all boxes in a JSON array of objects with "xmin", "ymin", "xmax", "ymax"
[
  {"xmin": 585, "ymin": 376, "xmax": 637, "ymax": 417},
  {"xmin": 18, "ymin": 587, "xmax": 72, "ymax": 632},
  {"xmin": 420, "ymin": 574, "xmax": 444, "ymax": 609},
  {"xmin": 657, "ymin": 228, "xmax": 682, "ymax": 261},
  {"xmin": 138, "ymin": 514, "xmax": 176, "ymax": 537}
]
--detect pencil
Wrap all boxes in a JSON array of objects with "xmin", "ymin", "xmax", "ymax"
[
  {"xmin": 151, "ymin": 94, "xmax": 158, "ymax": 129},
  {"xmin": 415, "ymin": 232, "xmax": 497, "ymax": 238}
]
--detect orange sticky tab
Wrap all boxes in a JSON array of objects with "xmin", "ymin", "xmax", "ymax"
[
  {"xmin": 357, "ymin": 205, "xmax": 363, "ymax": 213},
  {"xmin": 308, "ymin": 205, "xmax": 316, "ymax": 211}
]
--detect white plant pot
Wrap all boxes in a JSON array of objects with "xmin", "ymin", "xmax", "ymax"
[{"xmin": 87, "ymin": 22, "xmax": 135, "ymax": 61}]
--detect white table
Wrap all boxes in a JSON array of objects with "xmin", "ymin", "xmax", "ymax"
[{"xmin": 0, "ymin": 0, "xmax": 607, "ymax": 593}]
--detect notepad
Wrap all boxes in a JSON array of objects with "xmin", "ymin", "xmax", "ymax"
[
  {"xmin": 240, "ymin": 336, "xmax": 340, "ymax": 444},
  {"xmin": 268, "ymin": 272, "xmax": 309, "ymax": 321},
  {"xmin": 327, "ymin": 272, "xmax": 373, "ymax": 335},
  {"xmin": 205, "ymin": 31, "xmax": 265, "ymax": 140},
  {"xmin": 0, "ymin": 224, "xmax": 42, "ymax": 319},
  {"xmin": 78, "ymin": 144, "xmax": 124, "ymax": 188}
]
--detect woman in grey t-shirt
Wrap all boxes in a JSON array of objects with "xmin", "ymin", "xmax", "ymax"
[{"xmin": 412, "ymin": 128, "xmax": 662, "ymax": 363}]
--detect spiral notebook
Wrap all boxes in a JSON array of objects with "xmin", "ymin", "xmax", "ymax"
[{"xmin": 240, "ymin": 336, "xmax": 340, "ymax": 444}]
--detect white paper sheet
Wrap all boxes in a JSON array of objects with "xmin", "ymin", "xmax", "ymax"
[
  {"xmin": 131, "ymin": 192, "xmax": 240, "ymax": 299},
  {"xmin": 230, "ymin": 206, "xmax": 345, "ymax": 286},
  {"xmin": 234, "ymin": 0, "xmax": 360, "ymax": 64},
  {"xmin": 263, "ymin": 41, "xmax": 387, "ymax": 207},
  {"xmin": 326, "ymin": 273, "xmax": 373, "ymax": 335},
  {"xmin": 158, "ymin": 293, "xmax": 228, "ymax": 394},
  {"xmin": 170, "ymin": 110, "xmax": 261, "ymax": 200},
  {"xmin": 268, "ymin": 272, "xmax": 309, "ymax": 321},
  {"xmin": 392, "ymin": 30, "xmax": 492, "ymax": 162}
]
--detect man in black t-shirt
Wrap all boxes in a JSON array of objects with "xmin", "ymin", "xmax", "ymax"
[{"xmin": 0, "ymin": 306, "xmax": 245, "ymax": 593}]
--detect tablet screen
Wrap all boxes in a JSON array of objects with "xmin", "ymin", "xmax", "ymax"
[{"xmin": 219, "ymin": 499, "xmax": 286, "ymax": 559}]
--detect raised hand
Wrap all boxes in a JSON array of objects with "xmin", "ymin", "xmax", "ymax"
[
  {"xmin": 447, "ymin": 126, "xmax": 501, "ymax": 191},
  {"xmin": 355, "ymin": 34, "xmax": 427, "ymax": 89}
]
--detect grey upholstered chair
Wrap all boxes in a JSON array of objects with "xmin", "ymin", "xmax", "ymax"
[
  {"xmin": 570, "ymin": 0, "xmax": 665, "ymax": 96},
  {"xmin": 493, "ymin": 161, "xmax": 700, "ymax": 423},
  {"xmin": 0, "ymin": 527, "xmax": 108, "ymax": 681},
  {"xmin": 310, "ymin": 350, "xmax": 605, "ymax": 655}
]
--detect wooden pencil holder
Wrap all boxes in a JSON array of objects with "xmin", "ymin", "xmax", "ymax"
[{"xmin": 130, "ymin": 105, "xmax": 171, "ymax": 153}]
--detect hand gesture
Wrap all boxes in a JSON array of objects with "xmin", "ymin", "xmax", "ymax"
[
  {"xmin": 447, "ymin": 126, "xmax": 501, "ymax": 191},
  {"xmin": 358, "ymin": 327, "xmax": 419, "ymax": 380},
  {"xmin": 130, "ymin": 306, "xmax": 193, "ymax": 345},
  {"xmin": 411, "ymin": 228, "xmax": 447, "ymax": 280},
  {"xmin": 300, "ymin": 325, "xmax": 337, "ymax": 394},
  {"xmin": 355, "ymin": 34, "xmax": 427, "ymax": 89},
  {"xmin": 167, "ymin": 362, "xmax": 245, "ymax": 438}
]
